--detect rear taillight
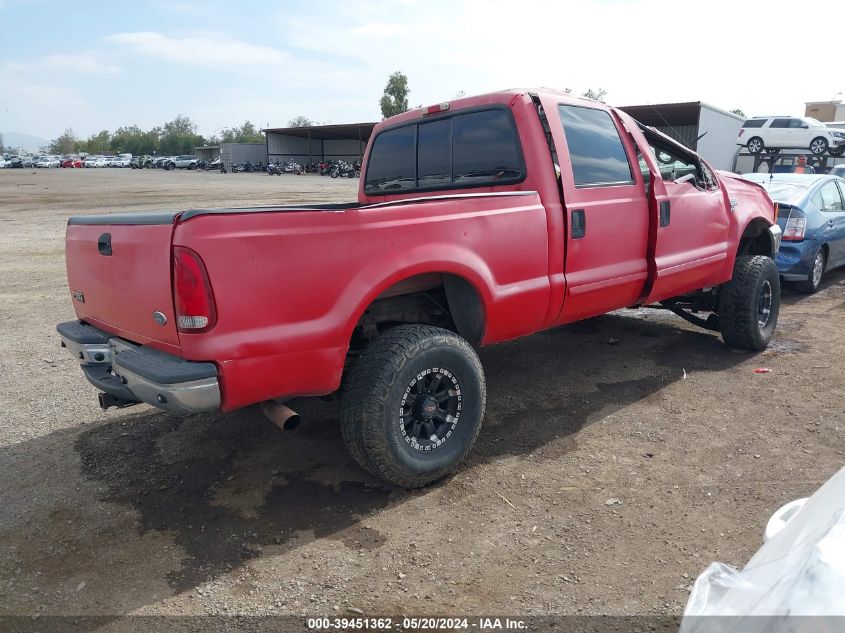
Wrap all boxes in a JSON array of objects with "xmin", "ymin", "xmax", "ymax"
[
  {"xmin": 173, "ymin": 246, "xmax": 217, "ymax": 332},
  {"xmin": 782, "ymin": 209, "xmax": 806, "ymax": 241},
  {"xmin": 738, "ymin": 128, "xmax": 745, "ymax": 137}
]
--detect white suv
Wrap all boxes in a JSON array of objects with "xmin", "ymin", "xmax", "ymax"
[{"xmin": 737, "ymin": 116, "xmax": 845, "ymax": 156}]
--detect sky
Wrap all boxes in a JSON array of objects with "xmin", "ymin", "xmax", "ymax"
[{"xmin": 1, "ymin": 0, "xmax": 844, "ymax": 145}]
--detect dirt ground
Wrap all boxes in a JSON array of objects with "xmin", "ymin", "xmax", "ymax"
[{"xmin": 1, "ymin": 168, "xmax": 843, "ymax": 624}]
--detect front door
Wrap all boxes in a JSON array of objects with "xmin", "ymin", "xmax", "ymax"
[
  {"xmin": 641, "ymin": 132, "xmax": 731, "ymax": 303},
  {"xmin": 819, "ymin": 180, "xmax": 845, "ymax": 267}
]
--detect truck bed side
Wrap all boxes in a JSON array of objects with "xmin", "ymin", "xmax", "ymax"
[{"xmin": 173, "ymin": 192, "xmax": 550, "ymax": 410}]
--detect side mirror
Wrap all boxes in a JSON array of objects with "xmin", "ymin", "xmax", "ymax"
[{"xmin": 800, "ymin": 123, "xmax": 809, "ymax": 129}]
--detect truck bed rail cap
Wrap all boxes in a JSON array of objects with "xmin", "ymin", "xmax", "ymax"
[{"xmin": 68, "ymin": 212, "xmax": 179, "ymax": 226}]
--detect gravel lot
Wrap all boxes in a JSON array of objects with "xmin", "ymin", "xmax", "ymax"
[{"xmin": 1, "ymin": 168, "xmax": 843, "ymax": 624}]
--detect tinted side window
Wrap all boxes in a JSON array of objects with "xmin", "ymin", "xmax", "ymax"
[
  {"xmin": 770, "ymin": 119, "xmax": 791, "ymax": 128},
  {"xmin": 557, "ymin": 105, "xmax": 633, "ymax": 186},
  {"xmin": 417, "ymin": 118, "xmax": 451, "ymax": 188},
  {"xmin": 789, "ymin": 119, "xmax": 807, "ymax": 128},
  {"xmin": 452, "ymin": 110, "xmax": 522, "ymax": 184},
  {"xmin": 743, "ymin": 119, "xmax": 766, "ymax": 128},
  {"xmin": 365, "ymin": 125, "xmax": 416, "ymax": 191}
]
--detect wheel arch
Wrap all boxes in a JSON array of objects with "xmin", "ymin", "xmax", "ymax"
[
  {"xmin": 737, "ymin": 217, "xmax": 778, "ymax": 258},
  {"xmin": 345, "ymin": 265, "xmax": 492, "ymax": 348}
]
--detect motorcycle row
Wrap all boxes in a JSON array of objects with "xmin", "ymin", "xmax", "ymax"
[{"xmin": 264, "ymin": 159, "xmax": 361, "ymax": 178}]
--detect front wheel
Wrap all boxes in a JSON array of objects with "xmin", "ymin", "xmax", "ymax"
[
  {"xmin": 718, "ymin": 255, "xmax": 780, "ymax": 351},
  {"xmin": 340, "ymin": 325, "xmax": 486, "ymax": 488},
  {"xmin": 795, "ymin": 249, "xmax": 825, "ymax": 294},
  {"xmin": 810, "ymin": 137, "xmax": 829, "ymax": 155}
]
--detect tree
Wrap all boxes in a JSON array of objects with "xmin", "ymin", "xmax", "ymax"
[
  {"xmin": 0, "ymin": 133, "xmax": 4, "ymax": 153},
  {"xmin": 85, "ymin": 130, "xmax": 111, "ymax": 155},
  {"xmin": 159, "ymin": 115, "xmax": 204, "ymax": 155},
  {"xmin": 49, "ymin": 128, "xmax": 78, "ymax": 154},
  {"xmin": 379, "ymin": 71, "xmax": 409, "ymax": 119},
  {"xmin": 731, "ymin": 108, "xmax": 746, "ymax": 118},
  {"xmin": 582, "ymin": 88, "xmax": 607, "ymax": 102},
  {"xmin": 110, "ymin": 125, "xmax": 153, "ymax": 156},
  {"xmin": 288, "ymin": 115, "xmax": 314, "ymax": 128},
  {"xmin": 219, "ymin": 121, "xmax": 264, "ymax": 144}
]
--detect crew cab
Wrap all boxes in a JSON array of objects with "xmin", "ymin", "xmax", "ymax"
[{"xmin": 58, "ymin": 89, "xmax": 782, "ymax": 488}]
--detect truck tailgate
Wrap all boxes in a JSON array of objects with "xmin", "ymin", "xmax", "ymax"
[{"xmin": 65, "ymin": 218, "xmax": 180, "ymax": 350}]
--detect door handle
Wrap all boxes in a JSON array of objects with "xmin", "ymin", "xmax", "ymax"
[
  {"xmin": 571, "ymin": 209, "xmax": 586, "ymax": 239},
  {"xmin": 659, "ymin": 201, "xmax": 671, "ymax": 227}
]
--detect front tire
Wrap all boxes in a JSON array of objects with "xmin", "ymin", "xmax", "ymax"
[
  {"xmin": 340, "ymin": 325, "xmax": 486, "ymax": 488},
  {"xmin": 718, "ymin": 255, "xmax": 780, "ymax": 351},
  {"xmin": 810, "ymin": 137, "xmax": 829, "ymax": 155},
  {"xmin": 795, "ymin": 248, "xmax": 825, "ymax": 294}
]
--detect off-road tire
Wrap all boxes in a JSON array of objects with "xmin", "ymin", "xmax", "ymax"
[
  {"xmin": 794, "ymin": 248, "xmax": 825, "ymax": 294},
  {"xmin": 340, "ymin": 325, "xmax": 486, "ymax": 488},
  {"xmin": 718, "ymin": 255, "xmax": 780, "ymax": 350}
]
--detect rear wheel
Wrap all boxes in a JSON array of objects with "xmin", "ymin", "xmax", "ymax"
[
  {"xmin": 340, "ymin": 325, "xmax": 486, "ymax": 488},
  {"xmin": 718, "ymin": 255, "xmax": 780, "ymax": 350},
  {"xmin": 810, "ymin": 137, "xmax": 829, "ymax": 155},
  {"xmin": 747, "ymin": 137, "xmax": 764, "ymax": 154},
  {"xmin": 795, "ymin": 248, "xmax": 825, "ymax": 294}
]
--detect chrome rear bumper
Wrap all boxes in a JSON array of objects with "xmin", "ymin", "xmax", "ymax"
[{"xmin": 57, "ymin": 320, "xmax": 220, "ymax": 415}]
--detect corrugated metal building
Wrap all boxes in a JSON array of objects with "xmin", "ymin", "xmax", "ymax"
[
  {"xmin": 217, "ymin": 143, "xmax": 267, "ymax": 171},
  {"xmin": 619, "ymin": 102, "xmax": 744, "ymax": 171},
  {"xmin": 263, "ymin": 123, "xmax": 376, "ymax": 165}
]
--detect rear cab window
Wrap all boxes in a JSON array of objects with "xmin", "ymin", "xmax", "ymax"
[{"xmin": 364, "ymin": 107, "xmax": 525, "ymax": 194}]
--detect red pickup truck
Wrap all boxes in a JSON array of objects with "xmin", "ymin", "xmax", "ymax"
[{"xmin": 58, "ymin": 89, "xmax": 782, "ymax": 488}]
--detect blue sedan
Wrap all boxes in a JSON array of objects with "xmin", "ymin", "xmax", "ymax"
[{"xmin": 742, "ymin": 173, "xmax": 845, "ymax": 293}]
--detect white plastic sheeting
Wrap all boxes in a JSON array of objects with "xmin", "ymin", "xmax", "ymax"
[{"xmin": 680, "ymin": 466, "xmax": 845, "ymax": 633}]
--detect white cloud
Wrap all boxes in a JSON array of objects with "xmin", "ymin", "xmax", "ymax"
[
  {"xmin": 42, "ymin": 53, "xmax": 120, "ymax": 74},
  {"xmin": 349, "ymin": 23, "xmax": 408, "ymax": 37},
  {"xmin": 104, "ymin": 31, "xmax": 291, "ymax": 68}
]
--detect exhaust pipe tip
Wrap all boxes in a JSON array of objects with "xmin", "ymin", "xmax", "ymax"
[
  {"xmin": 261, "ymin": 400, "xmax": 301, "ymax": 431},
  {"xmin": 282, "ymin": 413, "xmax": 301, "ymax": 431}
]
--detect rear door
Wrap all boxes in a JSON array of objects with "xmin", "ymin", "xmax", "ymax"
[
  {"xmin": 767, "ymin": 118, "xmax": 792, "ymax": 148},
  {"xmin": 65, "ymin": 215, "xmax": 181, "ymax": 351},
  {"xmin": 538, "ymin": 99, "xmax": 650, "ymax": 323}
]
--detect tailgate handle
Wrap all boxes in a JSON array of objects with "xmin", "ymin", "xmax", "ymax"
[{"xmin": 97, "ymin": 233, "xmax": 112, "ymax": 256}]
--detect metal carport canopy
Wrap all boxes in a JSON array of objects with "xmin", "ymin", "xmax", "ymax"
[{"xmin": 261, "ymin": 122, "xmax": 376, "ymax": 141}]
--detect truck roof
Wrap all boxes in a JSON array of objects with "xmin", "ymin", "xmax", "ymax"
[{"xmin": 374, "ymin": 88, "xmax": 609, "ymax": 131}]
